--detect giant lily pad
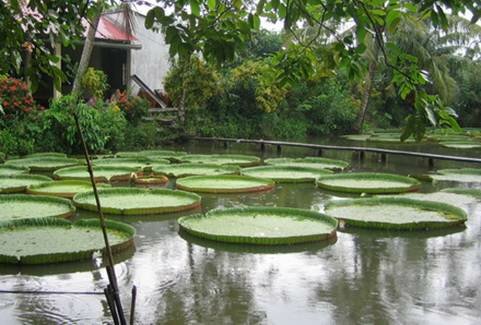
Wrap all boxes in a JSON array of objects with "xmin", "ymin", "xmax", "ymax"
[
  {"xmin": 0, "ymin": 194, "xmax": 75, "ymax": 223},
  {"xmin": 178, "ymin": 207, "xmax": 338, "ymax": 245},
  {"xmin": 0, "ymin": 165, "xmax": 29, "ymax": 176},
  {"xmin": 383, "ymin": 191, "xmax": 481, "ymax": 212},
  {"xmin": 324, "ymin": 197, "xmax": 467, "ymax": 230},
  {"xmin": 175, "ymin": 175, "xmax": 274, "ymax": 193},
  {"xmin": 429, "ymin": 168, "xmax": 481, "ymax": 183},
  {"xmin": 73, "ymin": 187, "xmax": 201, "ymax": 215},
  {"xmin": 341, "ymin": 134, "xmax": 371, "ymax": 141},
  {"xmin": 24, "ymin": 152, "xmax": 67, "ymax": 158},
  {"xmin": 152, "ymin": 163, "xmax": 239, "ymax": 178},
  {"xmin": 180, "ymin": 154, "xmax": 261, "ymax": 167},
  {"xmin": 441, "ymin": 187, "xmax": 481, "ymax": 199},
  {"xmin": 27, "ymin": 180, "xmax": 110, "ymax": 199},
  {"xmin": 53, "ymin": 166, "xmax": 139, "ymax": 182},
  {"xmin": 241, "ymin": 165, "xmax": 332, "ymax": 183},
  {"xmin": 4, "ymin": 156, "xmax": 81, "ymax": 172},
  {"xmin": 93, "ymin": 157, "xmax": 154, "ymax": 170},
  {"xmin": 0, "ymin": 218, "xmax": 135, "ymax": 264},
  {"xmin": 438, "ymin": 141, "xmax": 481, "ymax": 149},
  {"xmin": 264, "ymin": 157, "xmax": 349, "ymax": 170},
  {"xmin": 317, "ymin": 172, "xmax": 420, "ymax": 194},
  {"xmin": 116, "ymin": 150, "xmax": 186, "ymax": 161},
  {"xmin": 0, "ymin": 175, "xmax": 52, "ymax": 193}
]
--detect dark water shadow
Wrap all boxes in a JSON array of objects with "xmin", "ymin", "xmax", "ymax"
[
  {"xmin": 0, "ymin": 247, "xmax": 135, "ymax": 276},
  {"xmin": 339, "ymin": 224, "xmax": 467, "ymax": 239},
  {"xmin": 179, "ymin": 229, "xmax": 337, "ymax": 254}
]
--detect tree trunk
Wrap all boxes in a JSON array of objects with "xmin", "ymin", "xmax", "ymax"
[
  {"xmin": 356, "ymin": 59, "xmax": 377, "ymax": 133},
  {"xmin": 72, "ymin": 14, "xmax": 101, "ymax": 94}
]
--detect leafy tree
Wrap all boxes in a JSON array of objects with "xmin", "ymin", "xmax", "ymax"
[{"xmin": 146, "ymin": 0, "xmax": 480, "ymax": 140}]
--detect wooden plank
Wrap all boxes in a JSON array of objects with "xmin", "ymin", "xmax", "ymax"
[{"xmin": 190, "ymin": 136, "xmax": 481, "ymax": 164}]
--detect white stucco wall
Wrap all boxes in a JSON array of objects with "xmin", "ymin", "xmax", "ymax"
[{"xmin": 129, "ymin": 13, "xmax": 171, "ymax": 92}]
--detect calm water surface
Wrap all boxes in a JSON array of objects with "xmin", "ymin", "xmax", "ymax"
[{"xmin": 0, "ymin": 139, "xmax": 480, "ymax": 324}]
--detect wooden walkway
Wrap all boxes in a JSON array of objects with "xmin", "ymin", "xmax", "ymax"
[{"xmin": 191, "ymin": 136, "xmax": 481, "ymax": 166}]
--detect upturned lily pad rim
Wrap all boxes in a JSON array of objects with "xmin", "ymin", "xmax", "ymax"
[
  {"xmin": 26, "ymin": 180, "xmax": 110, "ymax": 199},
  {"xmin": 324, "ymin": 197, "xmax": 467, "ymax": 230},
  {"xmin": 73, "ymin": 187, "xmax": 202, "ymax": 215},
  {"xmin": 0, "ymin": 174, "xmax": 53, "ymax": 193},
  {"xmin": 241, "ymin": 165, "xmax": 333, "ymax": 183},
  {"xmin": 316, "ymin": 172, "xmax": 421, "ymax": 194},
  {"xmin": 0, "ymin": 164, "xmax": 30, "ymax": 175},
  {"xmin": 175, "ymin": 175, "xmax": 275, "ymax": 193},
  {"xmin": 0, "ymin": 218, "xmax": 135, "ymax": 265},
  {"xmin": 23, "ymin": 152, "xmax": 67, "ymax": 158},
  {"xmin": 4, "ymin": 156, "xmax": 82, "ymax": 171},
  {"xmin": 264, "ymin": 157, "xmax": 349, "ymax": 170},
  {"xmin": 132, "ymin": 175, "xmax": 169, "ymax": 185},
  {"xmin": 53, "ymin": 165, "xmax": 140, "ymax": 182},
  {"xmin": 441, "ymin": 187, "xmax": 481, "ymax": 199},
  {"xmin": 152, "ymin": 163, "xmax": 240, "ymax": 178},
  {"xmin": 0, "ymin": 194, "xmax": 76, "ymax": 224},
  {"xmin": 436, "ymin": 168, "xmax": 481, "ymax": 176},
  {"xmin": 180, "ymin": 154, "xmax": 261, "ymax": 167},
  {"xmin": 115, "ymin": 150, "xmax": 187, "ymax": 158},
  {"xmin": 178, "ymin": 206, "xmax": 338, "ymax": 245}
]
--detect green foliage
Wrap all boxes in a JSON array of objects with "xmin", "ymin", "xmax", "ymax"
[
  {"xmin": 165, "ymin": 57, "xmax": 222, "ymax": 110},
  {"xmin": 80, "ymin": 68, "xmax": 108, "ymax": 99}
]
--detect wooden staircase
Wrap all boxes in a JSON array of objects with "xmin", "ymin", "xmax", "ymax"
[{"xmin": 129, "ymin": 74, "xmax": 178, "ymax": 127}]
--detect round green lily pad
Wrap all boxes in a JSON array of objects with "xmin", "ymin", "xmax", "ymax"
[
  {"xmin": 429, "ymin": 168, "xmax": 481, "ymax": 183},
  {"xmin": 0, "ymin": 218, "xmax": 135, "ymax": 264},
  {"xmin": 181, "ymin": 154, "xmax": 261, "ymax": 167},
  {"xmin": 27, "ymin": 180, "xmax": 110, "ymax": 199},
  {"xmin": 384, "ymin": 191, "xmax": 480, "ymax": 211},
  {"xmin": 4, "ymin": 156, "xmax": 81, "ymax": 172},
  {"xmin": 93, "ymin": 157, "xmax": 152, "ymax": 170},
  {"xmin": 438, "ymin": 141, "xmax": 481, "ymax": 149},
  {"xmin": 116, "ymin": 150, "xmax": 186, "ymax": 160},
  {"xmin": 152, "ymin": 163, "xmax": 239, "ymax": 178},
  {"xmin": 0, "ymin": 194, "xmax": 75, "ymax": 223},
  {"xmin": 24, "ymin": 152, "xmax": 67, "ymax": 158},
  {"xmin": 441, "ymin": 187, "xmax": 481, "ymax": 198},
  {"xmin": 264, "ymin": 157, "xmax": 349, "ymax": 170},
  {"xmin": 341, "ymin": 134, "xmax": 371, "ymax": 141},
  {"xmin": 317, "ymin": 172, "xmax": 420, "ymax": 194},
  {"xmin": 178, "ymin": 207, "xmax": 338, "ymax": 245},
  {"xmin": 324, "ymin": 197, "xmax": 467, "ymax": 230},
  {"xmin": 0, "ymin": 165, "xmax": 29, "ymax": 176},
  {"xmin": 53, "ymin": 166, "xmax": 139, "ymax": 182},
  {"xmin": 241, "ymin": 165, "xmax": 333, "ymax": 183},
  {"xmin": 176, "ymin": 175, "xmax": 275, "ymax": 193},
  {"xmin": 73, "ymin": 187, "xmax": 201, "ymax": 215},
  {"xmin": 0, "ymin": 175, "xmax": 52, "ymax": 193}
]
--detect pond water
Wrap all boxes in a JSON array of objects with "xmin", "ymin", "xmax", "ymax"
[{"xmin": 0, "ymin": 138, "xmax": 481, "ymax": 324}]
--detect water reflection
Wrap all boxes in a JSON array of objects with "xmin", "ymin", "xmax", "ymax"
[{"xmin": 0, "ymin": 142, "xmax": 481, "ymax": 324}]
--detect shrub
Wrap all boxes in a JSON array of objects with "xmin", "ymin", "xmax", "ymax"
[
  {"xmin": 0, "ymin": 77, "xmax": 36, "ymax": 121},
  {"xmin": 110, "ymin": 90, "xmax": 149, "ymax": 125},
  {"xmin": 80, "ymin": 68, "xmax": 108, "ymax": 99}
]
